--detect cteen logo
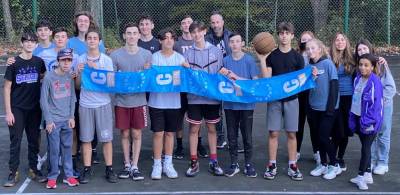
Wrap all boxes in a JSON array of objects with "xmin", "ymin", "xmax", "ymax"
[
  {"xmin": 283, "ymin": 73, "xmax": 307, "ymax": 93},
  {"xmin": 218, "ymin": 81, "xmax": 234, "ymax": 94},
  {"xmin": 156, "ymin": 73, "xmax": 173, "ymax": 85},
  {"xmin": 91, "ymin": 72, "xmax": 107, "ymax": 85}
]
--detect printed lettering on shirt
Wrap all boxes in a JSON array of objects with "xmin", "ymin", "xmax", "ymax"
[
  {"xmin": 16, "ymin": 67, "xmax": 39, "ymax": 84},
  {"xmin": 53, "ymin": 80, "xmax": 72, "ymax": 99}
]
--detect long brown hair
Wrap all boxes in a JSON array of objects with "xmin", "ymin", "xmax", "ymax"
[
  {"xmin": 73, "ymin": 11, "xmax": 98, "ymax": 36},
  {"xmin": 329, "ymin": 32, "xmax": 355, "ymax": 74}
]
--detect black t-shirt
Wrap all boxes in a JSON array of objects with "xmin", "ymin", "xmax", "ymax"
[
  {"xmin": 266, "ymin": 48, "xmax": 305, "ymax": 101},
  {"xmin": 138, "ymin": 37, "xmax": 161, "ymax": 54},
  {"xmin": 4, "ymin": 55, "xmax": 46, "ymax": 110}
]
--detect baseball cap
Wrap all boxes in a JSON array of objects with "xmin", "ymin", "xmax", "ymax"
[{"xmin": 57, "ymin": 48, "xmax": 73, "ymax": 60}]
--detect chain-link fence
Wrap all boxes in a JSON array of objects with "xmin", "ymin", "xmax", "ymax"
[{"xmin": 0, "ymin": 0, "xmax": 398, "ymax": 48}]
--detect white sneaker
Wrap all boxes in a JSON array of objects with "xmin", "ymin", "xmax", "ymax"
[
  {"xmin": 334, "ymin": 164, "xmax": 342, "ymax": 176},
  {"xmin": 323, "ymin": 165, "xmax": 339, "ymax": 180},
  {"xmin": 364, "ymin": 172, "xmax": 373, "ymax": 184},
  {"xmin": 163, "ymin": 163, "xmax": 178, "ymax": 179},
  {"xmin": 151, "ymin": 163, "xmax": 162, "ymax": 180},
  {"xmin": 313, "ymin": 151, "xmax": 321, "ymax": 165},
  {"xmin": 296, "ymin": 153, "xmax": 301, "ymax": 161},
  {"xmin": 350, "ymin": 175, "xmax": 368, "ymax": 190},
  {"xmin": 310, "ymin": 164, "xmax": 327, "ymax": 177},
  {"xmin": 373, "ymin": 165, "xmax": 388, "ymax": 175}
]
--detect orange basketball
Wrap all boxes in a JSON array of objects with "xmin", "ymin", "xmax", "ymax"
[{"xmin": 252, "ymin": 32, "xmax": 276, "ymax": 55}]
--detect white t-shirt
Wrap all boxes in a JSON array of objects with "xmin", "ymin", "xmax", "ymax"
[
  {"xmin": 148, "ymin": 51, "xmax": 185, "ymax": 109},
  {"xmin": 79, "ymin": 53, "xmax": 114, "ymax": 108}
]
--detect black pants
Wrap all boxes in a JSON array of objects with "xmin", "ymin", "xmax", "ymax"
[
  {"xmin": 307, "ymin": 108, "xmax": 338, "ymax": 165},
  {"xmin": 8, "ymin": 106, "xmax": 42, "ymax": 172},
  {"xmin": 354, "ymin": 116, "xmax": 376, "ymax": 174},
  {"xmin": 333, "ymin": 95, "xmax": 353, "ymax": 159},
  {"xmin": 225, "ymin": 109, "xmax": 253, "ymax": 164},
  {"xmin": 297, "ymin": 90, "xmax": 309, "ymax": 153}
]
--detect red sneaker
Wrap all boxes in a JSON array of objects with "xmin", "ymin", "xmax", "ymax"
[
  {"xmin": 46, "ymin": 179, "xmax": 57, "ymax": 189},
  {"xmin": 63, "ymin": 177, "xmax": 79, "ymax": 187}
]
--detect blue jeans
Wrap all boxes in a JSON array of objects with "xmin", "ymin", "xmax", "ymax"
[
  {"xmin": 371, "ymin": 99, "xmax": 393, "ymax": 166},
  {"xmin": 47, "ymin": 121, "xmax": 73, "ymax": 179}
]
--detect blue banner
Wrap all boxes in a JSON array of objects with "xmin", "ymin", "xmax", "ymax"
[{"xmin": 82, "ymin": 66, "xmax": 315, "ymax": 103}]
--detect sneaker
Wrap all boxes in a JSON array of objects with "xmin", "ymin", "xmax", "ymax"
[
  {"xmin": 373, "ymin": 165, "xmax": 389, "ymax": 175},
  {"xmin": 63, "ymin": 177, "xmax": 79, "ymax": 187},
  {"xmin": 92, "ymin": 150, "xmax": 100, "ymax": 164},
  {"xmin": 3, "ymin": 171, "xmax": 19, "ymax": 187},
  {"xmin": 244, "ymin": 163, "xmax": 257, "ymax": 178},
  {"xmin": 323, "ymin": 165, "xmax": 341, "ymax": 180},
  {"xmin": 118, "ymin": 165, "xmax": 131, "ymax": 179},
  {"xmin": 217, "ymin": 138, "xmax": 227, "ymax": 149},
  {"xmin": 288, "ymin": 164, "xmax": 303, "ymax": 181},
  {"xmin": 296, "ymin": 153, "xmax": 301, "ymax": 161},
  {"xmin": 313, "ymin": 151, "xmax": 321, "ymax": 165},
  {"xmin": 46, "ymin": 179, "xmax": 57, "ymax": 189},
  {"xmin": 263, "ymin": 163, "xmax": 277, "ymax": 180},
  {"xmin": 337, "ymin": 158, "xmax": 347, "ymax": 171},
  {"xmin": 350, "ymin": 175, "xmax": 368, "ymax": 190},
  {"xmin": 208, "ymin": 161, "xmax": 224, "ymax": 176},
  {"xmin": 105, "ymin": 168, "xmax": 118, "ymax": 183},
  {"xmin": 163, "ymin": 163, "xmax": 178, "ymax": 179},
  {"xmin": 173, "ymin": 147, "xmax": 184, "ymax": 160},
  {"xmin": 130, "ymin": 168, "xmax": 144, "ymax": 181},
  {"xmin": 310, "ymin": 164, "xmax": 327, "ymax": 176},
  {"xmin": 198, "ymin": 144, "xmax": 209, "ymax": 158},
  {"xmin": 186, "ymin": 159, "xmax": 200, "ymax": 177},
  {"xmin": 79, "ymin": 167, "xmax": 92, "ymax": 184},
  {"xmin": 364, "ymin": 172, "xmax": 373, "ymax": 184},
  {"xmin": 151, "ymin": 163, "xmax": 162, "ymax": 180},
  {"xmin": 224, "ymin": 163, "xmax": 240, "ymax": 177},
  {"xmin": 29, "ymin": 169, "xmax": 47, "ymax": 183}
]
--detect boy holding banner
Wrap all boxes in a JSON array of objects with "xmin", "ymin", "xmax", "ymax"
[{"xmin": 110, "ymin": 22, "xmax": 151, "ymax": 181}]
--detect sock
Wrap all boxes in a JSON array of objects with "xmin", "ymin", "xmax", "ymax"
[
  {"xmin": 154, "ymin": 159, "xmax": 162, "ymax": 166},
  {"xmin": 177, "ymin": 138, "xmax": 183, "ymax": 148},
  {"xmin": 131, "ymin": 165, "xmax": 138, "ymax": 170},
  {"xmin": 269, "ymin": 160, "xmax": 276, "ymax": 165},
  {"xmin": 164, "ymin": 155, "xmax": 172, "ymax": 164},
  {"xmin": 124, "ymin": 163, "xmax": 131, "ymax": 168},
  {"xmin": 84, "ymin": 166, "xmax": 91, "ymax": 171},
  {"xmin": 289, "ymin": 160, "xmax": 296, "ymax": 166},
  {"xmin": 210, "ymin": 153, "xmax": 217, "ymax": 162},
  {"xmin": 191, "ymin": 155, "xmax": 198, "ymax": 161}
]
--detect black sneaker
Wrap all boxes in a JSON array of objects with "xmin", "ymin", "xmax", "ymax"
[
  {"xmin": 208, "ymin": 161, "xmax": 224, "ymax": 176},
  {"xmin": 244, "ymin": 163, "xmax": 257, "ymax": 178},
  {"xmin": 338, "ymin": 158, "xmax": 347, "ymax": 172},
  {"xmin": 28, "ymin": 169, "xmax": 47, "ymax": 183},
  {"xmin": 118, "ymin": 165, "xmax": 131, "ymax": 179},
  {"xmin": 3, "ymin": 171, "xmax": 19, "ymax": 187},
  {"xmin": 173, "ymin": 147, "xmax": 184, "ymax": 160},
  {"xmin": 224, "ymin": 163, "xmax": 240, "ymax": 177},
  {"xmin": 105, "ymin": 167, "xmax": 118, "ymax": 183},
  {"xmin": 185, "ymin": 159, "xmax": 200, "ymax": 177},
  {"xmin": 197, "ymin": 144, "xmax": 209, "ymax": 158},
  {"xmin": 216, "ymin": 138, "xmax": 227, "ymax": 149},
  {"xmin": 79, "ymin": 167, "xmax": 92, "ymax": 184},
  {"xmin": 263, "ymin": 163, "xmax": 277, "ymax": 180},
  {"xmin": 288, "ymin": 164, "xmax": 303, "ymax": 181},
  {"xmin": 130, "ymin": 168, "xmax": 144, "ymax": 181},
  {"xmin": 92, "ymin": 150, "xmax": 100, "ymax": 164}
]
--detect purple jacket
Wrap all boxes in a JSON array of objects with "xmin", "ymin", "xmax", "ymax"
[{"xmin": 349, "ymin": 73, "xmax": 383, "ymax": 135}]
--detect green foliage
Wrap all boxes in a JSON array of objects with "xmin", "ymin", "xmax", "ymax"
[{"xmin": 103, "ymin": 27, "xmax": 122, "ymax": 50}]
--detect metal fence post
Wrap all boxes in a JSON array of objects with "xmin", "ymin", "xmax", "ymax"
[
  {"xmin": 246, "ymin": 0, "xmax": 249, "ymax": 46},
  {"xmin": 344, "ymin": 0, "xmax": 350, "ymax": 35},
  {"xmin": 32, "ymin": 0, "xmax": 38, "ymax": 27},
  {"xmin": 387, "ymin": 0, "xmax": 391, "ymax": 45}
]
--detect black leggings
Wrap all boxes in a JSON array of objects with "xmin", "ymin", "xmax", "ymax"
[
  {"xmin": 354, "ymin": 116, "xmax": 376, "ymax": 174},
  {"xmin": 297, "ymin": 90, "xmax": 309, "ymax": 153},
  {"xmin": 307, "ymin": 108, "xmax": 338, "ymax": 165},
  {"xmin": 333, "ymin": 95, "xmax": 353, "ymax": 159}
]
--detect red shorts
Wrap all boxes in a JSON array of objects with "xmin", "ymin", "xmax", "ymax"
[{"xmin": 115, "ymin": 106, "xmax": 148, "ymax": 130}]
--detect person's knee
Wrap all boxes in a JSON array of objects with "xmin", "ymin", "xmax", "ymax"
[
  {"xmin": 269, "ymin": 131, "xmax": 279, "ymax": 139},
  {"xmin": 165, "ymin": 132, "xmax": 175, "ymax": 138},
  {"xmin": 132, "ymin": 130, "xmax": 142, "ymax": 141},
  {"xmin": 287, "ymin": 132, "xmax": 297, "ymax": 140}
]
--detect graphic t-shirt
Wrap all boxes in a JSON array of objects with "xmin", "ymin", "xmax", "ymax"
[{"xmin": 138, "ymin": 37, "xmax": 161, "ymax": 54}]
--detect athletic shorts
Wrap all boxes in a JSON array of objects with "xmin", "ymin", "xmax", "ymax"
[
  {"xmin": 115, "ymin": 106, "xmax": 147, "ymax": 130},
  {"xmin": 79, "ymin": 103, "xmax": 113, "ymax": 142},
  {"xmin": 177, "ymin": 93, "xmax": 188, "ymax": 131},
  {"xmin": 186, "ymin": 104, "xmax": 221, "ymax": 125},
  {"xmin": 149, "ymin": 107, "xmax": 180, "ymax": 132},
  {"xmin": 267, "ymin": 99, "xmax": 299, "ymax": 132}
]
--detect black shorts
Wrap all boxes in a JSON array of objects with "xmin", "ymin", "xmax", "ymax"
[
  {"xmin": 177, "ymin": 93, "xmax": 188, "ymax": 130},
  {"xmin": 149, "ymin": 107, "xmax": 180, "ymax": 132},
  {"xmin": 186, "ymin": 104, "xmax": 221, "ymax": 125}
]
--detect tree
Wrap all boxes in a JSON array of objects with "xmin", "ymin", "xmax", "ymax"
[
  {"xmin": 310, "ymin": 0, "xmax": 329, "ymax": 33},
  {"xmin": 2, "ymin": 0, "xmax": 15, "ymax": 41}
]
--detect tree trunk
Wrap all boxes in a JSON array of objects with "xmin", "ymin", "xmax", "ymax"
[
  {"xmin": 89, "ymin": 0, "xmax": 101, "ymax": 26},
  {"xmin": 1, "ymin": 0, "xmax": 15, "ymax": 41},
  {"xmin": 310, "ymin": 0, "xmax": 329, "ymax": 33}
]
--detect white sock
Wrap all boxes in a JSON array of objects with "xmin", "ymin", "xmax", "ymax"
[
  {"xmin": 164, "ymin": 155, "xmax": 173, "ymax": 165},
  {"xmin": 153, "ymin": 159, "xmax": 162, "ymax": 166}
]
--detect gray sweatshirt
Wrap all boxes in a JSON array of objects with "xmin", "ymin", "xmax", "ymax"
[
  {"xmin": 40, "ymin": 70, "xmax": 76, "ymax": 124},
  {"xmin": 379, "ymin": 63, "xmax": 396, "ymax": 102},
  {"xmin": 184, "ymin": 41, "xmax": 223, "ymax": 105}
]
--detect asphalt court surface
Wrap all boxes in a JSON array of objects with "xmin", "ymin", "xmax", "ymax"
[{"xmin": 0, "ymin": 58, "xmax": 399, "ymax": 194}]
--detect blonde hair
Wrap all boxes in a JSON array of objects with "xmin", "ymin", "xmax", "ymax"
[
  {"xmin": 329, "ymin": 33, "xmax": 355, "ymax": 74},
  {"xmin": 307, "ymin": 38, "xmax": 328, "ymax": 59}
]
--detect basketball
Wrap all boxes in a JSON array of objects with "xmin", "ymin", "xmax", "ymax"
[{"xmin": 252, "ymin": 32, "xmax": 276, "ymax": 55}]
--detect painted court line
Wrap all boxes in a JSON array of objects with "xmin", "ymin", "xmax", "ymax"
[
  {"xmin": 5, "ymin": 191, "xmax": 400, "ymax": 195},
  {"xmin": 15, "ymin": 178, "xmax": 31, "ymax": 194}
]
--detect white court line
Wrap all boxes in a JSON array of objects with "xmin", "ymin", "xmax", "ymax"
[
  {"xmin": 15, "ymin": 178, "xmax": 31, "ymax": 194},
  {"xmin": 4, "ymin": 191, "xmax": 400, "ymax": 195}
]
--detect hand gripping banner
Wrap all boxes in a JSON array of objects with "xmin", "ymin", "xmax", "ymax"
[{"xmin": 81, "ymin": 65, "xmax": 315, "ymax": 103}]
